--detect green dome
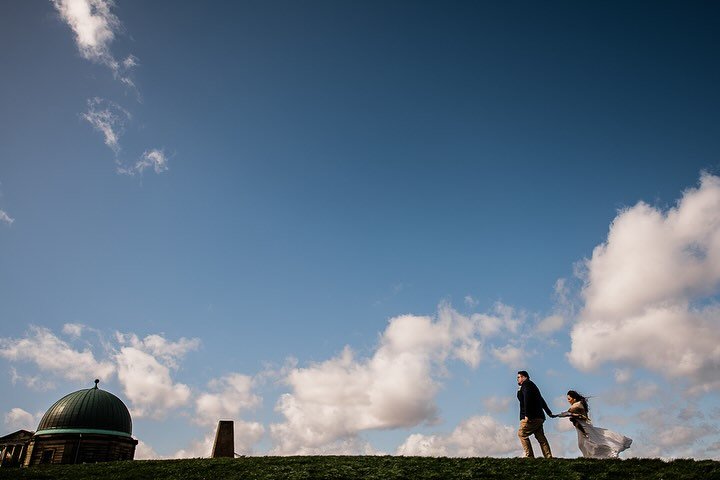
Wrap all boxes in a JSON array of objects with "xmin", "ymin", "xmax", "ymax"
[{"xmin": 35, "ymin": 380, "xmax": 132, "ymax": 437}]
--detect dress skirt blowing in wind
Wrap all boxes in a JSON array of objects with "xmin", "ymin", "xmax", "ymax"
[
  {"xmin": 568, "ymin": 414, "xmax": 633, "ymax": 458},
  {"xmin": 556, "ymin": 391, "xmax": 632, "ymax": 459}
]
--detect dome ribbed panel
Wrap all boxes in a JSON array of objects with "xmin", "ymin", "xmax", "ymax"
[{"xmin": 36, "ymin": 387, "xmax": 132, "ymax": 435}]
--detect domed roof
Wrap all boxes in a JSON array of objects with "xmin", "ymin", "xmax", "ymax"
[{"xmin": 35, "ymin": 380, "xmax": 132, "ymax": 437}]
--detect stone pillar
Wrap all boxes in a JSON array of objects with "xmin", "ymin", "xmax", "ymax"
[
  {"xmin": 23, "ymin": 441, "xmax": 34, "ymax": 467},
  {"xmin": 211, "ymin": 420, "xmax": 234, "ymax": 458},
  {"xmin": 0, "ymin": 446, "xmax": 7, "ymax": 467}
]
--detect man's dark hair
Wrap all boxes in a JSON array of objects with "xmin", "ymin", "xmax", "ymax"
[{"xmin": 518, "ymin": 370, "xmax": 529, "ymax": 378}]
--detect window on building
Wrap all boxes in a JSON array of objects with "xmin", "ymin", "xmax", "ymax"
[{"xmin": 40, "ymin": 449, "xmax": 55, "ymax": 464}]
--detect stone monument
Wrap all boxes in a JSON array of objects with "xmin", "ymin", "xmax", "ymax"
[{"xmin": 211, "ymin": 421, "xmax": 234, "ymax": 458}]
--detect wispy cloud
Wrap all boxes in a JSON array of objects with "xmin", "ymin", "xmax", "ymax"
[
  {"xmin": 10, "ymin": 367, "xmax": 52, "ymax": 391},
  {"xmin": 53, "ymin": 1, "xmax": 170, "ymax": 175},
  {"xmin": 82, "ymin": 97, "xmax": 130, "ymax": 154},
  {"xmin": 0, "ymin": 325, "xmax": 115, "ymax": 383},
  {"xmin": 490, "ymin": 343, "xmax": 526, "ymax": 367},
  {"xmin": 482, "ymin": 396, "xmax": 512, "ymax": 414},
  {"xmin": 117, "ymin": 149, "xmax": 169, "ymax": 176},
  {"xmin": 0, "ymin": 210, "xmax": 14, "ymax": 226},
  {"xmin": 62, "ymin": 323, "xmax": 86, "ymax": 338},
  {"xmin": 82, "ymin": 99, "xmax": 169, "ymax": 175},
  {"xmin": 463, "ymin": 295, "xmax": 479, "ymax": 308},
  {"xmin": 51, "ymin": 0, "xmax": 136, "ymax": 86},
  {"xmin": 3, "ymin": 407, "xmax": 43, "ymax": 432}
]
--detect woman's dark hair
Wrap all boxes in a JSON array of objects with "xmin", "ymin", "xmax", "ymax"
[{"xmin": 567, "ymin": 390, "xmax": 589, "ymax": 414}]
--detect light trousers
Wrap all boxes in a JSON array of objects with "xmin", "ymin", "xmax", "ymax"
[{"xmin": 518, "ymin": 418, "xmax": 552, "ymax": 458}]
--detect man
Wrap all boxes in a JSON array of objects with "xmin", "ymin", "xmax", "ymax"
[{"xmin": 516, "ymin": 370, "xmax": 553, "ymax": 458}]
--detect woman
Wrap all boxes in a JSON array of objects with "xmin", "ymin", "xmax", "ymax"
[{"xmin": 553, "ymin": 390, "xmax": 632, "ymax": 458}]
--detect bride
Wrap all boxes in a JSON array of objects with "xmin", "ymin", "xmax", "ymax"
[{"xmin": 552, "ymin": 390, "xmax": 632, "ymax": 458}]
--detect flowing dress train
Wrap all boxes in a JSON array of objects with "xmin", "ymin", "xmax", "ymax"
[{"xmin": 558, "ymin": 402, "xmax": 632, "ymax": 458}]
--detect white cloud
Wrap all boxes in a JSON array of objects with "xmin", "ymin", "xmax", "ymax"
[
  {"xmin": 3, "ymin": 408, "xmax": 41, "ymax": 431},
  {"xmin": 569, "ymin": 173, "xmax": 720, "ymax": 392},
  {"xmin": 122, "ymin": 54, "xmax": 138, "ymax": 69},
  {"xmin": 113, "ymin": 332, "xmax": 198, "ymax": 418},
  {"xmin": 614, "ymin": 368, "xmax": 632, "ymax": 384},
  {"xmin": 552, "ymin": 394, "xmax": 569, "ymax": 410},
  {"xmin": 396, "ymin": 415, "xmax": 518, "ymax": 457},
  {"xmin": 656, "ymin": 423, "xmax": 717, "ymax": 450},
  {"xmin": 172, "ymin": 432, "xmax": 214, "ymax": 459},
  {"xmin": 135, "ymin": 440, "xmax": 163, "ymax": 460},
  {"xmin": 53, "ymin": 2, "xmax": 172, "ymax": 177},
  {"xmin": 0, "ymin": 328, "xmax": 201, "ymax": 419},
  {"xmin": 536, "ymin": 314, "xmax": 564, "ymax": 335},
  {"xmin": 82, "ymin": 97, "xmax": 130, "ymax": 153},
  {"xmin": 678, "ymin": 404, "xmax": 703, "ymax": 421},
  {"xmin": 482, "ymin": 396, "xmax": 511, "ymax": 414},
  {"xmin": 114, "ymin": 332, "xmax": 200, "ymax": 418},
  {"xmin": 10, "ymin": 367, "xmax": 53, "ymax": 391},
  {"xmin": 270, "ymin": 304, "xmax": 490, "ymax": 454},
  {"xmin": 173, "ymin": 420, "xmax": 265, "ymax": 458},
  {"xmin": 0, "ymin": 209, "xmax": 14, "ymax": 225},
  {"xmin": 601, "ymin": 380, "xmax": 660, "ymax": 406},
  {"xmin": 0, "ymin": 326, "xmax": 202, "ymax": 425},
  {"xmin": 118, "ymin": 149, "xmax": 169, "ymax": 176},
  {"xmin": 601, "ymin": 403, "xmax": 720, "ymax": 459},
  {"xmin": 115, "ymin": 346, "xmax": 192, "ymax": 419},
  {"xmin": 51, "ymin": 0, "xmax": 136, "ymax": 84},
  {"xmin": 464, "ymin": 295, "xmax": 479, "ymax": 308},
  {"xmin": 52, "ymin": 0, "xmax": 118, "ymax": 63},
  {"xmin": 271, "ymin": 436, "xmax": 382, "ymax": 456},
  {"xmin": 706, "ymin": 441, "xmax": 720, "ymax": 457},
  {"xmin": 232, "ymin": 420, "xmax": 266, "ymax": 454},
  {"xmin": 194, "ymin": 373, "xmax": 261, "ymax": 426},
  {"xmin": 116, "ymin": 332, "xmax": 199, "ymax": 369},
  {"xmin": 62, "ymin": 323, "xmax": 86, "ymax": 338},
  {"xmin": 491, "ymin": 344, "xmax": 526, "ymax": 367},
  {"xmin": 0, "ymin": 326, "xmax": 115, "ymax": 384},
  {"xmin": 472, "ymin": 302, "xmax": 523, "ymax": 337},
  {"xmin": 554, "ymin": 415, "xmax": 577, "ymax": 433},
  {"xmin": 536, "ymin": 279, "xmax": 572, "ymax": 335}
]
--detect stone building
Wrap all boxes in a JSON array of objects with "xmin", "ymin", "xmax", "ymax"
[
  {"xmin": 20, "ymin": 380, "xmax": 138, "ymax": 466},
  {"xmin": 0, "ymin": 430, "xmax": 33, "ymax": 467}
]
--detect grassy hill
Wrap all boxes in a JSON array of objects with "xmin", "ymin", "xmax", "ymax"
[{"xmin": 1, "ymin": 456, "xmax": 718, "ymax": 480}]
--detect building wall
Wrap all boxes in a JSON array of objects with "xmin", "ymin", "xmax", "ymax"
[{"xmin": 24, "ymin": 433, "xmax": 137, "ymax": 466}]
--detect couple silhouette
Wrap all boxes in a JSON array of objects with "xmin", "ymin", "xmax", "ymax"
[{"xmin": 516, "ymin": 370, "xmax": 632, "ymax": 459}]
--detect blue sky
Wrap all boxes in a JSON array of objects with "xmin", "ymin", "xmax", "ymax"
[{"xmin": 1, "ymin": 0, "xmax": 720, "ymax": 459}]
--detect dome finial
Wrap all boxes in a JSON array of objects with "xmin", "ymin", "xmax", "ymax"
[{"xmin": 94, "ymin": 379, "xmax": 100, "ymax": 389}]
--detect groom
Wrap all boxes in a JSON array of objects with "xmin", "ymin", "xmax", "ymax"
[{"xmin": 516, "ymin": 370, "xmax": 554, "ymax": 458}]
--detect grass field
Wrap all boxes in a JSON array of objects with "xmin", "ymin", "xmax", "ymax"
[{"xmin": 1, "ymin": 456, "xmax": 719, "ymax": 480}]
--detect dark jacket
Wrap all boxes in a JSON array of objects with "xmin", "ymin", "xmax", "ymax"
[{"xmin": 517, "ymin": 379, "xmax": 552, "ymax": 420}]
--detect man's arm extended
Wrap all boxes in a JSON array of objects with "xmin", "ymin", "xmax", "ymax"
[{"xmin": 541, "ymin": 395, "xmax": 553, "ymax": 417}]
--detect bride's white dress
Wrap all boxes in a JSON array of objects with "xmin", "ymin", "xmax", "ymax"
[{"xmin": 559, "ymin": 402, "xmax": 632, "ymax": 458}]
